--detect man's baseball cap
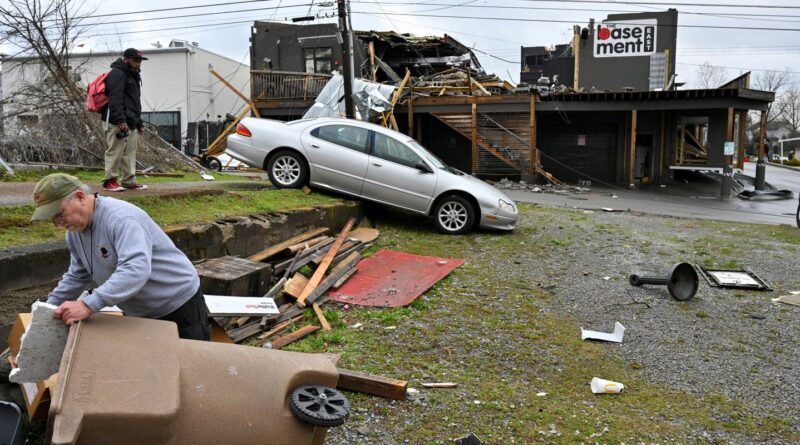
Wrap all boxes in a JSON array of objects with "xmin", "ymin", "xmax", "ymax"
[
  {"xmin": 123, "ymin": 48, "xmax": 149, "ymax": 60},
  {"xmin": 31, "ymin": 173, "xmax": 84, "ymax": 221}
]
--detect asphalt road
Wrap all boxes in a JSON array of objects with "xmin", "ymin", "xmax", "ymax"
[{"xmin": 506, "ymin": 162, "xmax": 800, "ymax": 226}]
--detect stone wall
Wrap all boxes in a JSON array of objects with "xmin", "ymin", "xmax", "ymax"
[{"xmin": 0, "ymin": 202, "xmax": 361, "ymax": 293}]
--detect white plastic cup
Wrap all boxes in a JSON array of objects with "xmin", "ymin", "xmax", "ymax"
[{"xmin": 591, "ymin": 377, "xmax": 625, "ymax": 394}]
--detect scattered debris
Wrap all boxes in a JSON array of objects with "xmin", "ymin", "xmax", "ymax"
[
  {"xmin": 421, "ymin": 382, "xmax": 458, "ymax": 388},
  {"xmin": 697, "ymin": 266, "xmax": 772, "ymax": 291},
  {"xmin": 601, "ymin": 207, "xmax": 623, "ymax": 212},
  {"xmin": 629, "ymin": 262, "xmax": 698, "ymax": 301},
  {"xmin": 302, "ymin": 185, "xmax": 312, "ymax": 194},
  {"xmin": 536, "ymin": 392, "xmax": 548, "ymax": 397},
  {"xmin": 204, "ymin": 295, "xmax": 279, "ymax": 317},
  {"xmin": 772, "ymin": 292, "xmax": 800, "ymax": 307},
  {"xmin": 581, "ymin": 322, "xmax": 626, "ymax": 343},
  {"xmin": 590, "ymin": 377, "xmax": 625, "ymax": 394},
  {"xmin": 297, "ymin": 219, "xmax": 356, "ymax": 307},
  {"xmin": 269, "ymin": 325, "xmax": 320, "ymax": 349},
  {"xmin": 328, "ymin": 250, "xmax": 464, "ymax": 307}
]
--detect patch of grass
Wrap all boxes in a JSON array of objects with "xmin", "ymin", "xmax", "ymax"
[
  {"xmin": 0, "ymin": 168, "xmax": 247, "ymax": 183},
  {"xmin": 0, "ymin": 189, "xmax": 343, "ymax": 248}
]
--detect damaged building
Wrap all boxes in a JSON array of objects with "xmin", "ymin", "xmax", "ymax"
[{"xmin": 247, "ymin": 10, "xmax": 774, "ymax": 192}]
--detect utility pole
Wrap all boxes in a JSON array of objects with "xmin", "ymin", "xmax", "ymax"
[{"xmin": 337, "ymin": 0, "xmax": 355, "ymax": 118}]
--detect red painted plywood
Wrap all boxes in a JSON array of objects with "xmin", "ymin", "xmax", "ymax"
[{"xmin": 327, "ymin": 250, "xmax": 464, "ymax": 307}]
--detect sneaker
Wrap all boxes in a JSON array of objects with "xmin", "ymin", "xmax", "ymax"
[
  {"xmin": 102, "ymin": 178, "xmax": 125, "ymax": 192},
  {"xmin": 122, "ymin": 183, "xmax": 148, "ymax": 191}
]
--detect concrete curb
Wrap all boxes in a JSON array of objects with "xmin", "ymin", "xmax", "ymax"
[{"xmin": 0, "ymin": 202, "xmax": 362, "ymax": 293}]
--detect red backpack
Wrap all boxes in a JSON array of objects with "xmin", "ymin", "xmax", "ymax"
[{"xmin": 86, "ymin": 71, "xmax": 110, "ymax": 112}]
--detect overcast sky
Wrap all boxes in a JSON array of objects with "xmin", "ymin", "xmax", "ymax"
[{"xmin": 5, "ymin": 0, "xmax": 800, "ymax": 89}]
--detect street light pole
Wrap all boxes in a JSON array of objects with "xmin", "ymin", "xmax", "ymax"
[{"xmin": 337, "ymin": 0, "xmax": 355, "ymax": 118}]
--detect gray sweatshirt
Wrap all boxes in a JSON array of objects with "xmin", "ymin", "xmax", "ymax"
[{"xmin": 47, "ymin": 196, "xmax": 200, "ymax": 318}]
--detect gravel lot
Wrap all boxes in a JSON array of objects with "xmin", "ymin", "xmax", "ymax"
[{"xmin": 2, "ymin": 203, "xmax": 798, "ymax": 444}]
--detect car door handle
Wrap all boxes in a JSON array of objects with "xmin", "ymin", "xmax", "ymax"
[
  {"xmin": 310, "ymin": 144, "xmax": 320, "ymax": 149},
  {"xmin": 371, "ymin": 162, "xmax": 382, "ymax": 167}
]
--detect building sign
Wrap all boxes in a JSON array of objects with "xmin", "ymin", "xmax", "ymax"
[{"xmin": 594, "ymin": 19, "xmax": 657, "ymax": 58}]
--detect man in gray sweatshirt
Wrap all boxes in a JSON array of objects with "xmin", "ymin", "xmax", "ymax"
[{"xmin": 31, "ymin": 173, "xmax": 210, "ymax": 340}]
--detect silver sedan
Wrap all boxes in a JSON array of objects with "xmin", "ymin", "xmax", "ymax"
[{"xmin": 227, "ymin": 117, "xmax": 518, "ymax": 234}]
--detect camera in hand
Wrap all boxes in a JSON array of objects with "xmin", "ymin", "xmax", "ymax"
[{"xmin": 116, "ymin": 129, "xmax": 129, "ymax": 139}]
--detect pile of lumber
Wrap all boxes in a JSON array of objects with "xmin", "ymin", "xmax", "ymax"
[
  {"xmin": 411, "ymin": 68, "xmax": 514, "ymax": 97},
  {"xmin": 213, "ymin": 218, "xmax": 378, "ymax": 346}
]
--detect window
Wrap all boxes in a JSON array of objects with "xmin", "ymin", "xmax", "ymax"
[
  {"xmin": 304, "ymin": 47, "xmax": 332, "ymax": 74},
  {"xmin": 311, "ymin": 125, "xmax": 369, "ymax": 153},
  {"xmin": 372, "ymin": 132, "xmax": 423, "ymax": 168},
  {"xmin": 141, "ymin": 111, "xmax": 181, "ymax": 149}
]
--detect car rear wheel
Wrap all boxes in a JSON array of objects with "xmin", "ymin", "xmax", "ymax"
[
  {"xmin": 289, "ymin": 384, "xmax": 350, "ymax": 428},
  {"xmin": 434, "ymin": 195, "xmax": 475, "ymax": 235},
  {"xmin": 267, "ymin": 150, "xmax": 307, "ymax": 188}
]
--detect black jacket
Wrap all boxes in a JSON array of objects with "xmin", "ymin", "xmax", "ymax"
[{"xmin": 102, "ymin": 59, "xmax": 143, "ymax": 129}]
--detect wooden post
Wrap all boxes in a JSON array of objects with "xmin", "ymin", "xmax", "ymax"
[
  {"xmin": 679, "ymin": 126, "xmax": 686, "ymax": 165},
  {"xmin": 663, "ymin": 48, "xmax": 670, "ymax": 89},
  {"xmin": 415, "ymin": 115, "xmax": 422, "ymax": 143},
  {"xmin": 407, "ymin": 93, "xmax": 414, "ymax": 137},
  {"xmin": 629, "ymin": 110, "xmax": 637, "ymax": 188},
  {"xmin": 737, "ymin": 111, "xmax": 747, "ymax": 169},
  {"xmin": 471, "ymin": 101, "xmax": 478, "ymax": 175},
  {"xmin": 659, "ymin": 111, "xmax": 666, "ymax": 184},
  {"xmin": 529, "ymin": 94, "xmax": 537, "ymax": 175},
  {"xmin": 572, "ymin": 30, "xmax": 580, "ymax": 91},
  {"xmin": 368, "ymin": 41, "xmax": 377, "ymax": 82},
  {"xmin": 758, "ymin": 110, "xmax": 767, "ymax": 159}
]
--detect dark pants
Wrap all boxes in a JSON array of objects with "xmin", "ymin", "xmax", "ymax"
[{"xmin": 158, "ymin": 287, "xmax": 210, "ymax": 341}]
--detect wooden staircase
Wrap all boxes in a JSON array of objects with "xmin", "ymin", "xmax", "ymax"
[{"xmin": 432, "ymin": 113, "xmax": 526, "ymax": 173}]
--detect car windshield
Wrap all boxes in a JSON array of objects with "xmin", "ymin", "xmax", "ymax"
[{"xmin": 407, "ymin": 140, "xmax": 447, "ymax": 169}]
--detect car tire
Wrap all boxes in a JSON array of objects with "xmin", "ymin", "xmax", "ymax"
[
  {"xmin": 267, "ymin": 150, "xmax": 307, "ymax": 188},
  {"xmin": 433, "ymin": 195, "xmax": 475, "ymax": 235},
  {"xmin": 205, "ymin": 156, "xmax": 223, "ymax": 172},
  {"xmin": 289, "ymin": 384, "xmax": 350, "ymax": 428}
]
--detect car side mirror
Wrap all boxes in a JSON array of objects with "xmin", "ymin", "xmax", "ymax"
[{"xmin": 414, "ymin": 161, "xmax": 433, "ymax": 174}]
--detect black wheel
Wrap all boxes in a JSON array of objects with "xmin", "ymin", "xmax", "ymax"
[
  {"xmin": 433, "ymin": 195, "xmax": 475, "ymax": 235},
  {"xmin": 289, "ymin": 384, "xmax": 350, "ymax": 428},
  {"xmin": 205, "ymin": 156, "xmax": 223, "ymax": 172},
  {"xmin": 267, "ymin": 150, "xmax": 308, "ymax": 188}
]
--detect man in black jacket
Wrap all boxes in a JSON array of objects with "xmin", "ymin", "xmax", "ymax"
[{"xmin": 101, "ymin": 48, "xmax": 149, "ymax": 191}]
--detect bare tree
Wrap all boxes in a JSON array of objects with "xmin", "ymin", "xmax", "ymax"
[
  {"xmin": 694, "ymin": 61, "xmax": 729, "ymax": 89},
  {"xmin": 754, "ymin": 68, "xmax": 794, "ymax": 124},
  {"xmin": 779, "ymin": 89, "xmax": 800, "ymax": 136},
  {"xmin": 0, "ymin": 0, "xmax": 107, "ymax": 164}
]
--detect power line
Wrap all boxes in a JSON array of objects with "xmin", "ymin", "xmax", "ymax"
[
  {"xmin": 515, "ymin": 0, "xmax": 800, "ymax": 9},
  {"xmin": 676, "ymin": 62, "xmax": 800, "ymax": 75},
  {"xmin": 351, "ymin": 10, "xmax": 800, "ymax": 32}
]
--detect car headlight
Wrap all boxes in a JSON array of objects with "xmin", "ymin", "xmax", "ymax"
[{"xmin": 498, "ymin": 199, "xmax": 515, "ymax": 213}]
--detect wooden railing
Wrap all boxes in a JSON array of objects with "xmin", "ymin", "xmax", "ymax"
[{"xmin": 251, "ymin": 70, "xmax": 332, "ymax": 101}]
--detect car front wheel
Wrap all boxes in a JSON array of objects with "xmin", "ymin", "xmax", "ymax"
[
  {"xmin": 434, "ymin": 195, "xmax": 475, "ymax": 234},
  {"xmin": 267, "ymin": 150, "xmax": 307, "ymax": 188}
]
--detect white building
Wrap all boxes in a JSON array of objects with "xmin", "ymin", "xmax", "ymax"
[{"xmin": 0, "ymin": 40, "xmax": 250, "ymax": 152}]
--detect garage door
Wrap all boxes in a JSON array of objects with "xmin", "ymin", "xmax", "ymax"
[{"xmin": 540, "ymin": 124, "xmax": 617, "ymax": 184}]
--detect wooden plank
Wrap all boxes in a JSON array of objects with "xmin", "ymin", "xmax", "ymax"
[
  {"xmin": 247, "ymin": 227, "xmax": 328, "ymax": 263},
  {"xmin": 312, "ymin": 240, "xmax": 357, "ymax": 265},
  {"xmin": 270, "ymin": 325, "xmax": 320, "ymax": 349},
  {"xmin": 407, "ymin": 93, "xmax": 414, "ymax": 137},
  {"xmin": 758, "ymin": 111, "xmax": 767, "ymax": 159},
  {"xmin": 304, "ymin": 253, "xmax": 362, "ymax": 306},
  {"xmin": 296, "ymin": 218, "xmax": 355, "ymax": 307},
  {"xmin": 421, "ymin": 382, "xmax": 458, "ymax": 388},
  {"xmin": 287, "ymin": 235, "xmax": 329, "ymax": 254},
  {"xmin": 312, "ymin": 302, "xmax": 331, "ymax": 331},
  {"xmin": 285, "ymin": 273, "xmax": 309, "ymax": 299},
  {"xmin": 332, "ymin": 267, "xmax": 357, "ymax": 289},
  {"xmin": 228, "ymin": 320, "xmax": 265, "ymax": 343},
  {"xmin": 336, "ymin": 368, "xmax": 408, "ymax": 400},
  {"xmin": 257, "ymin": 314, "xmax": 304, "ymax": 340},
  {"xmin": 737, "ymin": 111, "xmax": 747, "ymax": 169}
]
